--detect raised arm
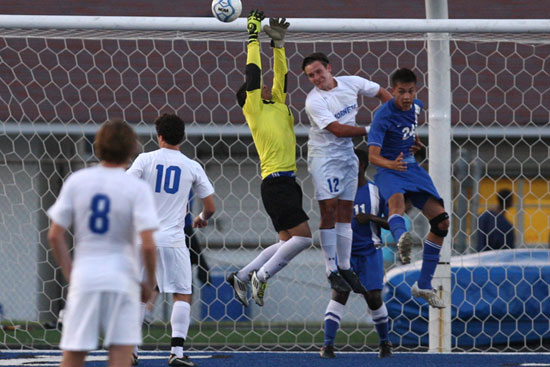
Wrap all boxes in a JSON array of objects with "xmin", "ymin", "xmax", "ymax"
[
  {"xmin": 264, "ymin": 17, "xmax": 290, "ymax": 104},
  {"xmin": 242, "ymin": 10, "xmax": 265, "ymax": 115}
]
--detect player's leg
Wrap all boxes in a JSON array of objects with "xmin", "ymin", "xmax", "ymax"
[
  {"xmin": 411, "ymin": 195, "xmax": 449, "ymax": 308},
  {"xmin": 334, "ymin": 199, "xmax": 366, "ymax": 293},
  {"xmin": 253, "ymin": 221, "xmax": 311, "ymax": 279},
  {"xmin": 251, "ymin": 222, "xmax": 312, "ymax": 306},
  {"xmin": 101, "ymin": 292, "xmax": 142, "ymax": 367},
  {"xmin": 59, "ymin": 291, "xmax": 101, "ymax": 366},
  {"xmin": 308, "ymin": 155, "xmax": 351, "ymax": 291},
  {"xmin": 387, "ymin": 193, "xmax": 413, "ymax": 264},
  {"xmin": 61, "ymin": 351, "xmax": 87, "ymax": 367},
  {"xmin": 169, "ymin": 293, "xmax": 195, "ymax": 366},
  {"xmin": 356, "ymin": 251, "xmax": 392, "ymax": 358},
  {"xmin": 134, "ymin": 249, "xmax": 161, "ymax": 363},
  {"xmin": 228, "ymin": 240, "xmax": 284, "ymax": 307},
  {"xmin": 320, "ymin": 289, "xmax": 349, "ymax": 358},
  {"xmin": 318, "ymin": 197, "xmax": 339, "ymax": 271},
  {"xmin": 107, "ymin": 345, "xmax": 133, "ymax": 367}
]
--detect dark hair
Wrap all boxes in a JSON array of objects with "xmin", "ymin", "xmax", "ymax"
[
  {"xmin": 391, "ymin": 68, "xmax": 417, "ymax": 87},
  {"xmin": 302, "ymin": 52, "xmax": 330, "ymax": 71},
  {"xmin": 497, "ymin": 189, "xmax": 513, "ymax": 210},
  {"xmin": 354, "ymin": 148, "xmax": 369, "ymax": 169},
  {"xmin": 155, "ymin": 113, "xmax": 185, "ymax": 145},
  {"xmin": 236, "ymin": 82, "xmax": 247, "ymax": 108},
  {"xmin": 94, "ymin": 119, "xmax": 137, "ymax": 164}
]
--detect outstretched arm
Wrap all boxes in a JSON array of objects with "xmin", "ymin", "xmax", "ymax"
[
  {"xmin": 264, "ymin": 17, "xmax": 290, "ymax": 104},
  {"xmin": 325, "ymin": 121, "xmax": 368, "ymax": 137},
  {"xmin": 355, "ymin": 213, "xmax": 390, "ymax": 230},
  {"xmin": 242, "ymin": 10, "xmax": 265, "ymax": 115}
]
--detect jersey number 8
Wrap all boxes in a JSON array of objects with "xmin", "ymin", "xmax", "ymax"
[{"xmin": 89, "ymin": 194, "xmax": 110, "ymax": 234}]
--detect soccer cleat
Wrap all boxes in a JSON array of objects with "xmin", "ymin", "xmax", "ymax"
[
  {"xmin": 319, "ymin": 344, "xmax": 336, "ymax": 358},
  {"xmin": 378, "ymin": 341, "xmax": 393, "ymax": 358},
  {"xmin": 327, "ymin": 271, "xmax": 352, "ymax": 293},
  {"xmin": 250, "ymin": 270, "xmax": 267, "ymax": 306},
  {"xmin": 131, "ymin": 353, "xmax": 138, "ymax": 366},
  {"xmin": 411, "ymin": 282, "xmax": 446, "ymax": 309},
  {"xmin": 397, "ymin": 232, "xmax": 413, "ymax": 264},
  {"xmin": 168, "ymin": 353, "xmax": 196, "ymax": 366},
  {"xmin": 338, "ymin": 267, "xmax": 367, "ymax": 294},
  {"xmin": 226, "ymin": 272, "xmax": 249, "ymax": 307}
]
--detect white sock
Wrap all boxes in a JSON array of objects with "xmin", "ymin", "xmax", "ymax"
[
  {"xmin": 320, "ymin": 228, "xmax": 337, "ymax": 275},
  {"xmin": 170, "ymin": 301, "xmax": 191, "ymax": 357},
  {"xmin": 257, "ymin": 236, "xmax": 312, "ymax": 281},
  {"xmin": 133, "ymin": 302, "xmax": 147, "ymax": 355},
  {"xmin": 335, "ymin": 222, "xmax": 352, "ymax": 270},
  {"xmin": 237, "ymin": 240, "xmax": 285, "ymax": 280},
  {"xmin": 371, "ymin": 303, "xmax": 389, "ymax": 325},
  {"xmin": 325, "ymin": 299, "xmax": 345, "ymax": 321}
]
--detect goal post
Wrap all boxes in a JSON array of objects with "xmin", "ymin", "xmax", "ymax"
[{"xmin": 1, "ymin": 15, "xmax": 550, "ymax": 352}]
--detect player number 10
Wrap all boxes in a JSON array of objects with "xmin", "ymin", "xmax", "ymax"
[{"xmin": 155, "ymin": 165, "xmax": 181, "ymax": 194}]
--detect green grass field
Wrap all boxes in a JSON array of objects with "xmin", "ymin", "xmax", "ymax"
[{"xmin": 1, "ymin": 321, "xmax": 379, "ymax": 350}]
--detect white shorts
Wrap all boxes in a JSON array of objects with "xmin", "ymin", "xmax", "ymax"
[
  {"xmin": 143, "ymin": 246, "xmax": 192, "ymax": 295},
  {"xmin": 308, "ymin": 155, "xmax": 359, "ymax": 201},
  {"xmin": 60, "ymin": 290, "xmax": 141, "ymax": 351}
]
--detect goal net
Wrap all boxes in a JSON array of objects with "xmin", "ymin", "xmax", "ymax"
[{"xmin": 1, "ymin": 18, "xmax": 549, "ymax": 352}]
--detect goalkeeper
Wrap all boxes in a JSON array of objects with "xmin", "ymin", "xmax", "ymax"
[{"xmin": 227, "ymin": 10, "xmax": 312, "ymax": 307}]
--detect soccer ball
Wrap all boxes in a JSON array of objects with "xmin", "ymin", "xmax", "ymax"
[{"xmin": 211, "ymin": 0, "xmax": 242, "ymax": 23}]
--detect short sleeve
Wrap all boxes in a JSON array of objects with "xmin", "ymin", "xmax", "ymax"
[
  {"xmin": 357, "ymin": 77, "xmax": 381, "ymax": 98},
  {"xmin": 192, "ymin": 164, "xmax": 215, "ymax": 199},
  {"xmin": 126, "ymin": 154, "xmax": 145, "ymax": 178},
  {"xmin": 367, "ymin": 114, "xmax": 387, "ymax": 147},
  {"xmin": 47, "ymin": 176, "xmax": 75, "ymax": 229},
  {"xmin": 132, "ymin": 181, "xmax": 159, "ymax": 233},
  {"xmin": 305, "ymin": 95, "xmax": 337, "ymax": 130}
]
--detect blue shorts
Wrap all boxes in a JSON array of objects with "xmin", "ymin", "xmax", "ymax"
[
  {"xmin": 349, "ymin": 249, "xmax": 384, "ymax": 291},
  {"xmin": 374, "ymin": 163, "xmax": 443, "ymax": 210}
]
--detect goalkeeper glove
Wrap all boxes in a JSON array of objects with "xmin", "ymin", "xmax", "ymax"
[
  {"xmin": 263, "ymin": 17, "xmax": 290, "ymax": 48},
  {"xmin": 247, "ymin": 10, "xmax": 265, "ymax": 42}
]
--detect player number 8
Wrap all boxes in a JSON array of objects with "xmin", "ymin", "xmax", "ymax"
[{"xmin": 89, "ymin": 194, "xmax": 110, "ymax": 234}]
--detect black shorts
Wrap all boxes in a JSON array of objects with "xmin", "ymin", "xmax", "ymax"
[{"xmin": 260, "ymin": 176, "xmax": 309, "ymax": 233}]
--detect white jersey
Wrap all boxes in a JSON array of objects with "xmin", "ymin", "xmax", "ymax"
[
  {"xmin": 47, "ymin": 165, "xmax": 159, "ymax": 297},
  {"xmin": 127, "ymin": 148, "xmax": 215, "ymax": 247},
  {"xmin": 305, "ymin": 75, "xmax": 380, "ymax": 158}
]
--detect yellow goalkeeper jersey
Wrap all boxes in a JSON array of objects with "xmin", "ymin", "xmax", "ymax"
[{"xmin": 242, "ymin": 40, "xmax": 297, "ymax": 179}]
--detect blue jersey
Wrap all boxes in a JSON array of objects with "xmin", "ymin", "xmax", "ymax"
[
  {"xmin": 367, "ymin": 98, "xmax": 423, "ymax": 162},
  {"xmin": 351, "ymin": 181, "xmax": 388, "ymax": 256},
  {"xmin": 367, "ymin": 97, "xmax": 443, "ymax": 209}
]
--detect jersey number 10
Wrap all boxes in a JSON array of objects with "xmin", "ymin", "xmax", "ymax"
[{"xmin": 155, "ymin": 165, "xmax": 181, "ymax": 194}]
